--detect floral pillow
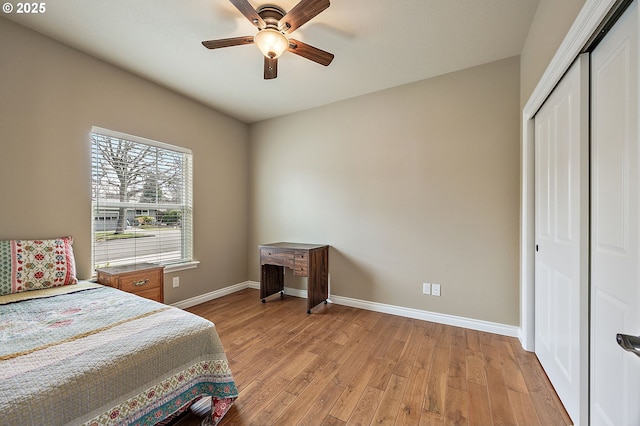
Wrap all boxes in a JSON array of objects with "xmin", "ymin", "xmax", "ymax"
[{"xmin": 0, "ymin": 236, "xmax": 78, "ymax": 296}]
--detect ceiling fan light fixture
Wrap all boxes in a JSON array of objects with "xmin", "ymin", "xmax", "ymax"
[
  {"xmin": 254, "ymin": 28, "xmax": 289, "ymax": 59},
  {"xmin": 202, "ymin": 0, "xmax": 334, "ymax": 79}
]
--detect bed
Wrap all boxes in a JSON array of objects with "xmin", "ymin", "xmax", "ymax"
[{"xmin": 0, "ymin": 281, "xmax": 238, "ymax": 425}]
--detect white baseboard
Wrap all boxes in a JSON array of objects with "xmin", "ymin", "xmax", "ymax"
[
  {"xmin": 177, "ymin": 280, "xmax": 519, "ymax": 338},
  {"xmin": 171, "ymin": 281, "xmax": 253, "ymax": 309},
  {"xmin": 329, "ymin": 294, "xmax": 520, "ymax": 337}
]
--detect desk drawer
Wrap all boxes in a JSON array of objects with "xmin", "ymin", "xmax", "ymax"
[
  {"xmin": 261, "ymin": 249, "xmax": 294, "ymax": 267},
  {"xmin": 261, "ymin": 249, "xmax": 277, "ymax": 265},
  {"xmin": 294, "ymin": 252, "xmax": 308, "ymax": 276}
]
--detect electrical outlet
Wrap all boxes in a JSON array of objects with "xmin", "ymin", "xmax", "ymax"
[
  {"xmin": 432, "ymin": 283, "xmax": 441, "ymax": 297},
  {"xmin": 172, "ymin": 277, "xmax": 180, "ymax": 288},
  {"xmin": 422, "ymin": 283, "xmax": 431, "ymax": 295}
]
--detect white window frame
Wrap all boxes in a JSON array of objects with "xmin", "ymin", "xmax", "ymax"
[{"xmin": 91, "ymin": 126, "xmax": 198, "ymax": 273}]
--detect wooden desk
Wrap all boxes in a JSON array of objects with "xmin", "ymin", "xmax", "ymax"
[{"xmin": 259, "ymin": 242, "xmax": 329, "ymax": 314}]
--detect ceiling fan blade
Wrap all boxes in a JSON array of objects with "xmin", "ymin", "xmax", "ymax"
[
  {"xmin": 279, "ymin": 0, "xmax": 330, "ymax": 34},
  {"xmin": 287, "ymin": 39, "xmax": 334, "ymax": 66},
  {"xmin": 229, "ymin": 0, "xmax": 266, "ymax": 29},
  {"xmin": 202, "ymin": 36, "xmax": 254, "ymax": 49},
  {"xmin": 264, "ymin": 57, "xmax": 278, "ymax": 79}
]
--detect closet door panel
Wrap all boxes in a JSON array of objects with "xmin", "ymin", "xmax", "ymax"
[
  {"xmin": 591, "ymin": 2, "xmax": 640, "ymax": 424},
  {"xmin": 534, "ymin": 55, "xmax": 589, "ymax": 426}
]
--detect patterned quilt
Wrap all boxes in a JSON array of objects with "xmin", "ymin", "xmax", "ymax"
[{"xmin": 0, "ymin": 282, "xmax": 238, "ymax": 425}]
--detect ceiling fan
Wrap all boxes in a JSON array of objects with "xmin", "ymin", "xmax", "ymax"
[{"xmin": 202, "ymin": 0, "xmax": 335, "ymax": 79}]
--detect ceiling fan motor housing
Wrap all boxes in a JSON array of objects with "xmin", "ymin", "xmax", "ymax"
[{"xmin": 256, "ymin": 5, "xmax": 288, "ymax": 31}]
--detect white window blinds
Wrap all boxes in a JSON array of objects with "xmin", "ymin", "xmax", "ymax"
[{"xmin": 91, "ymin": 127, "xmax": 193, "ymax": 269}]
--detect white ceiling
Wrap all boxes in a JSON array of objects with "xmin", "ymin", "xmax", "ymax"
[{"xmin": 5, "ymin": 0, "xmax": 540, "ymax": 123}]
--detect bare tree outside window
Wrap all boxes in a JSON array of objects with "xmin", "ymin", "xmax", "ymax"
[{"xmin": 93, "ymin": 137, "xmax": 154, "ymax": 234}]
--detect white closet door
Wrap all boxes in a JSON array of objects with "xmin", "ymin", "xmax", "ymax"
[
  {"xmin": 534, "ymin": 55, "xmax": 589, "ymax": 425},
  {"xmin": 591, "ymin": 2, "xmax": 640, "ymax": 424}
]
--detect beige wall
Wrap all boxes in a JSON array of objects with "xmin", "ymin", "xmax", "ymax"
[
  {"xmin": 249, "ymin": 57, "xmax": 521, "ymax": 325},
  {"xmin": 0, "ymin": 18, "xmax": 250, "ymax": 304},
  {"xmin": 520, "ymin": 0, "xmax": 586, "ymax": 106}
]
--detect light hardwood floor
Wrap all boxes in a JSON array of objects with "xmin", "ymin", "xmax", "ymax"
[{"xmin": 184, "ymin": 288, "xmax": 572, "ymax": 425}]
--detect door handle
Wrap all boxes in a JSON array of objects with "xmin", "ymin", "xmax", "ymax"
[{"xmin": 616, "ymin": 333, "xmax": 640, "ymax": 358}]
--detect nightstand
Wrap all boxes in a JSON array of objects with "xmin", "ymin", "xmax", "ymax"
[{"xmin": 96, "ymin": 263, "xmax": 164, "ymax": 303}]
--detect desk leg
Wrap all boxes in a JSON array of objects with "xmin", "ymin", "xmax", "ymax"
[
  {"xmin": 306, "ymin": 247, "xmax": 329, "ymax": 313},
  {"xmin": 261, "ymin": 264, "xmax": 284, "ymax": 302}
]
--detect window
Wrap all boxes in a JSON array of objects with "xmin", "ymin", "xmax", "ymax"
[{"xmin": 91, "ymin": 127, "xmax": 193, "ymax": 270}]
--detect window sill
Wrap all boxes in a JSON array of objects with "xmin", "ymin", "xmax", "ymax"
[{"xmin": 163, "ymin": 261, "xmax": 200, "ymax": 273}]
